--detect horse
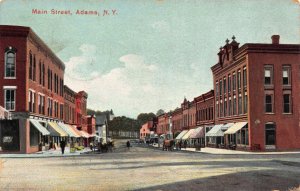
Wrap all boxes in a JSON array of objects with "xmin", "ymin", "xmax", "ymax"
[{"xmin": 162, "ymin": 139, "xmax": 175, "ymax": 151}]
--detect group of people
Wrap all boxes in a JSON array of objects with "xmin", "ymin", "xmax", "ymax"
[{"xmin": 175, "ymin": 140, "xmax": 188, "ymax": 150}]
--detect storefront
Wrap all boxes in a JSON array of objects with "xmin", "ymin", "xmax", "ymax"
[
  {"xmin": 224, "ymin": 122, "xmax": 248, "ymax": 150},
  {"xmin": 205, "ymin": 124, "xmax": 224, "ymax": 147},
  {"xmin": 189, "ymin": 126, "xmax": 205, "ymax": 147},
  {"xmin": 47, "ymin": 122, "xmax": 68, "ymax": 149}
]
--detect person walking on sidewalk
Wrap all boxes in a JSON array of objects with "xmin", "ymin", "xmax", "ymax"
[{"xmin": 60, "ymin": 140, "xmax": 66, "ymax": 155}]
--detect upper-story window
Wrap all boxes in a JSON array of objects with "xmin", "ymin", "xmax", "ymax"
[
  {"xmin": 265, "ymin": 94, "xmax": 273, "ymax": 113},
  {"xmin": 216, "ymin": 81, "xmax": 219, "ymax": 96},
  {"xmin": 238, "ymin": 70, "xmax": 241, "ymax": 89},
  {"xmin": 5, "ymin": 47, "xmax": 16, "ymax": 78},
  {"xmin": 233, "ymin": 72, "xmax": 236, "ymax": 91},
  {"xmin": 243, "ymin": 67, "xmax": 247, "ymax": 87},
  {"xmin": 219, "ymin": 80, "xmax": 222, "ymax": 96},
  {"xmin": 4, "ymin": 88, "xmax": 16, "ymax": 111},
  {"xmin": 33, "ymin": 55, "xmax": 36, "ymax": 81},
  {"xmin": 228, "ymin": 75, "xmax": 231, "ymax": 93},
  {"xmin": 283, "ymin": 93, "xmax": 292, "ymax": 113},
  {"xmin": 282, "ymin": 66, "xmax": 291, "ymax": 85},
  {"xmin": 29, "ymin": 52, "xmax": 33, "ymax": 80},
  {"xmin": 223, "ymin": 77, "xmax": 226, "ymax": 94},
  {"xmin": 264, "ymin": 65, "xmax": 273, "ymax": 85}
]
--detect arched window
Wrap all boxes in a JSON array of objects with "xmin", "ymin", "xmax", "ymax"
[{"xmin": 5, "ymin": 47, "xmax": 16, "ymax": 78}]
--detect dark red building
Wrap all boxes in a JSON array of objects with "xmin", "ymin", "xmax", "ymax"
[
  {"xmin": 211, "ymin": 35, "xmax": 300, "ymax": 151},
  {"xmin": 156, "ymin": 113, "xmax": 170, "ymax": 136},
  {"xmin": 171, "ymin": 108, "xmax": 182, "ymax": 137},
  {"xmin": 181, "ymin": 98, "xmax": 196, "ymax": 130},
  {"xmin": 63, "ymin": 85, "xmax": 76, "ymax": 125},
  {"xmin": 0, "ymin": 25, "xmax": 65, "ymax": 153}
]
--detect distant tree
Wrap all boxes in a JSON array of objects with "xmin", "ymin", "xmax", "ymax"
[
  {"xmin": 156, "ymin": 109, "xmax": 165, "ymax": 116},
  {"xmin": 137, "ymin": 113, "xmax": 156, "ymax": 125},
  {"xmin": 87, "ymin": 108, "xmax": 102, "ymax": 116},
  {"xmin": 108, "ymin": 116, "xmax": 140, "ymax": 131}
]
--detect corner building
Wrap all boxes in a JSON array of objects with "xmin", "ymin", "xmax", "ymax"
[
  {"xmin": 211, "ymin": 35, "xmax": 300, "ymax": 151},
  {"xmin": 0, "ymin": 25, "xmax": 65, "ymax": 153}
]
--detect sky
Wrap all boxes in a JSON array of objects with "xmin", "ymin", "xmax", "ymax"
[{"xmin": 0, "ymin": 0, "xmax": 299, "ymax": 118}]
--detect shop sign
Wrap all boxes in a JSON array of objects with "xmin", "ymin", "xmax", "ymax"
[{"xmin": 3, "ymin": 136, "xmax": 13, "ymax": 143}]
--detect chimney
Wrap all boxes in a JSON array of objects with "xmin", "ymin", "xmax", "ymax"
[{"xmin": 271, "ymin": 35, "xmax": 280, "ymax": 44}]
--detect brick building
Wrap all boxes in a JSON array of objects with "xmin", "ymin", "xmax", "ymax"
[
  {"xmin": 171, "ymin": 108, "xmax": 182, "ymax": 137},
  {"xmin": 0, "ymin": 25, "xmax": 66, "ymax": 153},
  {"xmin": 140, "ymin": 121, "xmax": 153, "ymax": 141},
  {"xmin": 211, "ymin": 35, "xmax": 300, "ymax": 151},
  {"xmin": 75, "ymin": 91, "xmax": 88, "ymax": 131},
  {"xmin": 156, "ymin": 113, "xmax": 170, "ymax": 136},
  {"xmin": 181, "ymin": 98, "xmax": 196, "ymax": 130},
  {"xmin": 63, "ymin": 85, "xmax": 76, "ymax": 125}
]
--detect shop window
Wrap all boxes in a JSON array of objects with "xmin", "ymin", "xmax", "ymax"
[
  {"xmin": 4, "ymin": 89, "xmax": 16, "ymax": 111},
  {"xmin": 283, "ymin": 94, "xmax": 292, "ymax": 113},
  {"xmin": 264, "ymin": 66, "xmax": 273, "ymax": 85},
  {"xmin": 282, "ymin": 66, "xmax": 291, "ymax": 85},
  {"xmin": 30, "ymin": 123, "xmax": 39, "ymax": 146},
  {"xmin": 265, "ymin": 123, "xmax": 276, "ymax": 145},
  {"xmin": 265, "ymin": 94, "xmax": 273, "ymax": 113},
  {"xmin": 5, "ymin": 48, "xmax": 16, "ymax": 78},
  {"xmin": 0, "ymin": 120, "xmax": 20, "ymax": 151}
]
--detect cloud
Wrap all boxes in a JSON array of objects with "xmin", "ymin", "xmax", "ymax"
[{"xmin": 151, "ymin": 20, "xmax": 170, "ymax": 33}]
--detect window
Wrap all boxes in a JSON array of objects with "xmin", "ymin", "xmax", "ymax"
[
  {"xmin": 265, "ymin": 94, "xmax": 273, "ymax": 113},
  {"xmin": 28, "ymin": 90, "xmax": 35, "ymax": 113},
  {"xmin": 228, "ymin": 75, "xmax": 231, "ymax": 93},
  {"xmin": 5, "ymin": 48, "xmax": 16, "ymax": 78},
  {"xmin": 233, "ymin": 72, "xmax": 236, "ymax": 91},
  {"xmin": 238, "ymin": 70, "xmax": 241, "ymax": 89},
  {"xmin": 216, "ymin": 102, "xmax": 219, "ymax": 118},
  {"xmin": 42, "ymin": 64, "xmax": 45, "ymax": 86},
  {"xmin": 282, "ymin": 66, "xmax": 291, "ymax": 85},
  {"xmin": 4, "ymin": 89, "xmax": 16, "ymax": 111},
  {"xmin": 243, "ymin": 91, "xmax": 248, "ymax": 114},
  {"xmin": 264, "ymin": 66, "xmax": 273, "ymax": 85},
  {"xmin": 233, "ymin": 96, "xmax": 236, "ymax": 115},
  {"xmin": 223, "ymin": 77, "xmax": 226, "ymax": 94},
  {"xmin": 33, "ymin": 55, "xmax": 36, "ymax": 81},
  {"xmin": 228, "ymin": 98, "xmax": 232, "ymax": 116},
  {"xmin": 29, "ymin": 52, "xmax": 33, "ymax": 80},
  {"xmin": 216, "ymin": 81, "xmax": 218, "ymax": 96},
  {"xmin": 243, "ymin": 67, "xmax": 247, "ymax": 87},
  {"xmin": 48, "ymin": 68, "xmax": 50, "ymax": 89},
  {"xmin": 283, "ymin": 94, "xmax": 291, "ymax": 113},
  {"xmin": 238, "ymin": 94, "xmax": 242, "ymax": 115},
  {"xmin": 265, "ymin": 123, "xmax": 276, "ymax": 145},
  {"xmin": 47, "ymin": 98, "xmax": 53, "ymax": 116},
  {"xmin": 220, "ymin": 101, "xmax": 223, "ymax": 117},
  {"xmin": 224, "ymin": 99, "xmax": 227, "ymax": 116},
  {"xmin": 39, "ymin": 61, "xmax": 42, "ymax": 84},
  {"xmin": 38, "ymin": 94, "xmax": 45, "ymax": 114},
  {"xmin": 219, "ymin": 80, "xmax": 222, "ymax": 96}
]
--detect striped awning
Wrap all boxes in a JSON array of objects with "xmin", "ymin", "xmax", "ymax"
[
  {"xmin": 189, "ymin": 126, "xmax": 205, "ymax": 139},
  {"xmin": 224, "ymin": 122, "xmax": 248, "ymax": 135},
  {"xmin": 57, "ymin": 123, "xmax": 80, "ymax": 138},
  {"xmin": 175, "ymin": 130, "xmax": 188, "ymax": 140},
  {"xmin": 182, "ymin": 129, "xmax": 195, "ymax": 140},
  {"xmin": 78, "ymin": 130, "xmax": 92, "ymax": 138},
  {"xmin": 29, "ymin": 119, "xmax": 50, "ymax": 136},
  {"xmin": 205, "ymin": 124, "xmax": 224, "ymax": 137},
  {"xmin": 47, "ymin": 122, "xmax": 68, "ymax": 137}
]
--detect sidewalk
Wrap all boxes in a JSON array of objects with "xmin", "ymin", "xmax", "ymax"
[
  {"xmin": 151, "ymin": 143, "xmax": 300, "ymax": 155},
  {"xmin": 0, "ymin": 147, "xmax": 92, "ymax": 158}
]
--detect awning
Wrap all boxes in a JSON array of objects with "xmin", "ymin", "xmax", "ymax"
[
  {"xmin": 175, "ymin": 130, "xmax": 188, "ymax": 140},
  {"xmin": 78, "ymin": 130, "xmax": 92, "ymax": 138},
  {"xmin": 0, "ymin": 106, "xmax": 11, "ymax": 120},
  {"xmin": 205, "ymin": 124, "xmax": 224, "ymax": 137},
  {"xmin": 47, "ymin": 122, "xmax": 68, "ymax": 137},
  {"xmin": 224, "ymin": 122, "xmax": 248, "ymax": 135},
  {"xmin": 71, "ymin": 126, "xmax": 83, "ymax": 137},
  {"xmin": 189, "ymin": 126, "xmax": 205, "ymax": 139},
  {"xmin": 182, "ymin": 129, "xmax": 195, "ymax": 140},
  {"xmin": 57, "ymin": 123, "xmax": 80, "ymax": 138},
  {"xmin": 29, "ymin": 119, "xmax": 50, "ymax": 136}
]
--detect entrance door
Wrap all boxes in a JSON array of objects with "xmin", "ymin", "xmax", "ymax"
[{"xmin": 265, "ymin": 123, "xmax": 276, "ymax": 149}]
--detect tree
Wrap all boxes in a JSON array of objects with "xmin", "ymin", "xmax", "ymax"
[
  {"xmin": 137, "ymin": 113, "xmax": 156, "ymax": 125},
  {"xmin": 156, "ymin": 109, "xmax": 165, "ymax": 116}
]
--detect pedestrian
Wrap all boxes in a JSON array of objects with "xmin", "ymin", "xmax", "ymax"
[
  {"xmin": 90, "ymin": 142, "xmax": 93, "ymax": 151},
  {"xmin": 179, "ymin": 140, "xmax": 182, "ymax": 150},
  {"xmin": 60, "ymin": 140, "xmax": 66, "ymax": 155},
  {"xmin": 126, "ymin": 140, "xmax": 130, "ymax": 150}
]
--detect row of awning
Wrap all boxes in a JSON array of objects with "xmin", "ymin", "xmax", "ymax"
[
  {"xmin": 174, "ymin": 122, "xmax": 248, "ymax": 140},
  {"xmin": 175, "ymin": 126, "xmax": 205, "ymax": 140},
  {"xmin": 29, "ymin": 119, "xmax": 95, "ymax": 138}
]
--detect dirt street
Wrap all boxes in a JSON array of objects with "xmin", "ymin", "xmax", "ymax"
[{"xmin": 0, "ymin": 142, "xmax": 299, "ymax": 191}]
